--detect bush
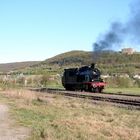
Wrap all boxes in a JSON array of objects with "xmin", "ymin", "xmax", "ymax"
[
  {"xmin": 40, "ymin": 75, "xmax": 49, "ymax": 86},
  {"xmin": 105, "ymin": 77, "xmax": 134, "ymax": 88},
  {"xmin": 135, "ymin": 79, "xmax": 140, "ymax": 88}
]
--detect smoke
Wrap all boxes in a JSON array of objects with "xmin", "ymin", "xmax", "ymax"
[
  {"xmin": 127, "ymin": 0, "xmax": 140, "ymax": 43},
  {"xmin": 93, "ymin": 0, "xmax": 140, "ymax": 63}
]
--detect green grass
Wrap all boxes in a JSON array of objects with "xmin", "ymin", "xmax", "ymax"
[
  {"xmin": 0, "ymin": 89, "xmax": 140, "ymax": 140},
  {"xmin": 104, "ymin": 87, "xmax": 140, "ymax": 95}
]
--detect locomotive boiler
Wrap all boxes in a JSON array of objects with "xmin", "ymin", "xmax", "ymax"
[{"xmin": 62, "ymin": 63, "xmax": 106, "ymax": 93}]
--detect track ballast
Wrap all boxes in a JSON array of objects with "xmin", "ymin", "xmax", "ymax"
[{"xmin": 30, "ymin": 88, "xmax": 140, "ymax": 110}]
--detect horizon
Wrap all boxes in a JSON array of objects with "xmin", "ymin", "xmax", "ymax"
[{"xmin": 0, "ymin": 0, "xmax": 140, "ymax": 63}]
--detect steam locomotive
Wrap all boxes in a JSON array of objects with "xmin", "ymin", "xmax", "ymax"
[{"xmin": 62, "ymin": 63, "xmax": 106, "ymax": 93}]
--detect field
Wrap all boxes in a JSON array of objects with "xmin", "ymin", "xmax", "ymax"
[
  {"xmin": 0, "ymin": 89, "xmax": 140, "ymax": 140},
  {"xmin": 104, "ymin": 87, "xmax": 140, "ymax": 95}
]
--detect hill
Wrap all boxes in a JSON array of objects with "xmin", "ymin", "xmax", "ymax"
[
  {"xmin": 0, "ymin": 50, "xmax": 139, "ymax": 75},
  {"xmin": 0, "ymin": 61, "xmax": 40, "ymax": 72},
  {"xmin": 0, "ymin": 50, "xmax": 139, "ymax": 88},
  {"xmin": 44, "ymin": 50, "xmax": 93, "ymax": 66},
  {"xmin": 33, "ymin": 50, "xmax": 140, "ymax": 75}
]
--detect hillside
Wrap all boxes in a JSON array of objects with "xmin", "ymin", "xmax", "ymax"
[
  {"xmin": 0, "ymin": 50, "xmax": 139, "ymax": 75},
  {"xmin": 44, "ymin": 50, "xmax": 93, "ymax": 66},
  {"xmin": 33, "ymin": 50, "xmax": 140, "ymax": 75},
  {"xmin": 0, "ymin": 61, "xmax": 40, "ymax": 72},
  {"xmin": 0, "ymin": 50, "xmax": 139, "ymax": 88}
]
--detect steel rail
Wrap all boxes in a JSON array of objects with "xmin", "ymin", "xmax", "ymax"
[
  {"xmin": 46, "ymin": 88, "xmax": 140, "ymax": 97},
  {"xmin": 29, "ymin": 88, "xmax": 140, "ymax": 109}
]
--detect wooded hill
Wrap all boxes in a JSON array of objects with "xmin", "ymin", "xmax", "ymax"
[
  {"xmin": 0, "ymin": 50, "xmax": 139, "ymax": 75},
  {"xmin": 36, "ymin": 50, "xmax": 140, "ymax": 75}
]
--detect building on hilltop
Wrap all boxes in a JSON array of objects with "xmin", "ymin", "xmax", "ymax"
[{"xmin": 121, "ymin": 48, "xmax": 135, "ymax": 55}]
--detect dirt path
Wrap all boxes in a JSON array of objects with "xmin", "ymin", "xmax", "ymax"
[{"xmin": 0, "ymin": 104, "xmax": 30, "ymax": 140}]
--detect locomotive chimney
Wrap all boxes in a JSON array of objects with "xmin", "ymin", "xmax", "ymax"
[{"xmin": 91, "ymin": 63, "xmax": 95, "ymax": 70}]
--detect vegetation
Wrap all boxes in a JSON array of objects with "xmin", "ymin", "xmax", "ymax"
[
  {"xmin": 104, "ymin": 77, "xmax": 140, "ymax": 88},
  {"xmin": 0, "ymin": 51, "xmax": 139, "ymax": 75},
  {"xmin": 0, "ymin": 89, "xmax": 140, "ymax": 140},
  {"xmin": 0, "ymin": 51, "xmax": 139, "ymax": 139},
  {"xmin": 0, "ymin": 50, "xmax": 139, "ymax": 88},
  {"xmin": 0, "ymin": 61, "xmax": 40, "ymax": 72},
  {"xmin": 104, "ymin": 87, "xmax": 140, "ymax": 95},
  {"xmin": 38, "ymin": 51, "xmax": 140, "ymax": 75}
]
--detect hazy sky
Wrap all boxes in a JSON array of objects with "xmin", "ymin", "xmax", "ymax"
[{"xmin": 0, "ymin": 0, "xmax": 139, "ymax": 63}]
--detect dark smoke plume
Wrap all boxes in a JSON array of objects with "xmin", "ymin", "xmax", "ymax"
[{"xmin": 93, "ymin": 0, "xmax": 140, "ymax": 63}]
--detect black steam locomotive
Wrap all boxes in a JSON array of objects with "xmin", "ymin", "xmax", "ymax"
[{"xmin": 62, "ymin": 63, "xmax": 106, "ymax": 93}]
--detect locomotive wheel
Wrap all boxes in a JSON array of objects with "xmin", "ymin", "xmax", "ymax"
[
  {"xmin": 66, "ymin": 87, "xmax": 74, "ymax": 91},
  {"xmin": 90, "ymin": 87, "xmax": 96, "ymax": 93},
  {"xmin": 95, "ymin": 88, "xmax": 99, "ymax": 93},
  {"xmin": 65, "ymin": 85, "xmax": 71, "ymax": 90},
  {"xmin": 95, "ymin": 87, "xmax": 103, "ymax": 93},
  {"xmin": 98, "ymin": 88, "xmax": 103, "ymax": 93},
  {"xmin": 65, "ymin": 85, "xmax": 75, "ymax": 91},
  {"xmin": 90, "ymin": 87, "xmax": 101, "ymax": 93}
]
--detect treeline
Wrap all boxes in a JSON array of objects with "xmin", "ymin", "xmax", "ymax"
[{"xmin": 104, "ymin": 77, "xmax": 140, "ymax": 88}]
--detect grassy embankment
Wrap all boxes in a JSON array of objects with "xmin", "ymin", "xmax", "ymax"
[
  {"xmin": 104, "ymin": 87, "xmax": 140, "ymax": 95},
  {"xmin": 0, "ymin": 89, "xmax": 139, "ymax": 140}
]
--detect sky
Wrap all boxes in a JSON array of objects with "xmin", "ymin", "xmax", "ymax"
[{"xmin": 0, "ymin": 0, "xmax": 139, "ymax": 63}]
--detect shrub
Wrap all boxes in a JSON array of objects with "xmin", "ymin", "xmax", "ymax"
[
  {"xmin": 105, "ymin": 77, "xmax": 134, "ymax": 88},
  {"xmin": 135, "ymin": 79, "xmax": 140, "ymax": 88},
  {"xmin": 40, "ymin": 75, "xmax": 49, "ymax": 86}
]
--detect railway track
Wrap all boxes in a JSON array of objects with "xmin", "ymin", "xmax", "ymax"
[
  {"xmin": 45, "ymin": 88, "xmax": 140, "ymax": 97},
  {"xmin": 30, "ymin": 88, "xmax": 140, "ymax": 109}
]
